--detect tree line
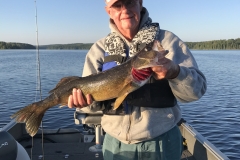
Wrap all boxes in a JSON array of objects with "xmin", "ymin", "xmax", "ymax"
[
  {"xmin": 39, "ymin": 43, "xmax": 93, "ymax": 50},
  {"xmin": 0, "ymin": 41, "xmax": 35, "ymax": 49},
  {"xmin": 1, "ymin": 38, "xmax": 240, "ymax": 50},
  {"xmin": 185, "ymin": 38, "xmax": 240, "ymax": 50}
]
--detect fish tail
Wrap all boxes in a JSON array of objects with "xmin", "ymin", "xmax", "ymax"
[{"xmin": 11, "ymin": 101, "xmax": 46, "ymax": 137}]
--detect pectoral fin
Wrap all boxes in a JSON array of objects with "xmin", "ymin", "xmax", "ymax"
[
  {"xmin": 113, "ymin": 93, "xmax": 129, "ymax": 110},
  {"xmin": 113, "ymin": 82, "xmax": 139, "ymax": 110}
]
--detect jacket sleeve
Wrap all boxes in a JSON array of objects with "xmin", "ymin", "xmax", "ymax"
[
  {"xmin": 82, "ymin": 38, "xmax": 105, "ymax": 77},
  {"xmin": 81, "ymin": 38, "xmax": 106, "ymax": 111},
  {"xmin": 160, "ymin": 30, "xmax": 207, "ymax": 103}
]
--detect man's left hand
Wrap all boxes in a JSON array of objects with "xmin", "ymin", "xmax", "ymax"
[{"xmin": 151, "ymin": 55, "xmax": 180, "ymax": 80}]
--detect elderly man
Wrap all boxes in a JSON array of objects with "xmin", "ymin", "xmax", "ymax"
[{"xmin": 68, "ymin": 0, "xmax": 207, "ymax": 159}]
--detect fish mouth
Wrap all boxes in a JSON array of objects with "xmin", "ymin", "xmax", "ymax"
[{"xmin": 133, "ymin": 56, "xmax": 159, "ymax": 70}]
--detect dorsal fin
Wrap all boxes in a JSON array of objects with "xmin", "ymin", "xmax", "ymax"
[{"xmin": 49, "ymin": 76, "xmax": 80, "ymax": 94}]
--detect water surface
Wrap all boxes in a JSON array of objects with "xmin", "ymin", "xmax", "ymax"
[{"xmin": 0, "ymin": 50, "xmax": 239, "ymax": 159}]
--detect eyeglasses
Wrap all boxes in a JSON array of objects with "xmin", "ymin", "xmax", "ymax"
[{"xmin": 111, "ymin": 0, "xmax": 137, "ymax": 11}]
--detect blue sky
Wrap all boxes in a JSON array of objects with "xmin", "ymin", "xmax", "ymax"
[{"xmin": 0, "ymin": 0, "xmax": 240, "ymax": 45}]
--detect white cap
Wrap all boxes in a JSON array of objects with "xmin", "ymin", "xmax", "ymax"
[{"xmin": 105, "ymin": 0, "xmax": 119, "ymax": 7}]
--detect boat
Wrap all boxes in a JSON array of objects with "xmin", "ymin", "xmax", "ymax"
[{"xmin": 0, "ymin": 109, "xmax": 230, "ymax": 160}]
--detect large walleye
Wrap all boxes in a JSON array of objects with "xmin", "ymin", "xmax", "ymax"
[{"xmin": 11, "ymin": 40, "xmax": 167, "ymax": 137}]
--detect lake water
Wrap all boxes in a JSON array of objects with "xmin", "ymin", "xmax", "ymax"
[{"xmin": 0, "ymin": 50, "xmax": 240, "ymax": 159}]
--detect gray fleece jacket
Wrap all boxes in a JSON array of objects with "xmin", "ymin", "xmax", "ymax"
[{"xmin": 81, "ymin": 8, "xmax": 207, "ymax": 144}]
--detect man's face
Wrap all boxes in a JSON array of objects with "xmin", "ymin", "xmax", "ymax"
[{"xmin": 105, "ymin": 0, "xmax": 142, "ymax": 34}]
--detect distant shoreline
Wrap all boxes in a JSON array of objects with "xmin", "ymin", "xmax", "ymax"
[{"xmin": 1, "ymin": 38, "xmax": 240, "ymax": 50}]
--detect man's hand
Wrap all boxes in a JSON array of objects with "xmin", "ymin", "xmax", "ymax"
[
  {"xmin": 151, "ymin": 50, "xmax": 180, "ymax": 80},
  {"xmin": 68, "ymin": 88, "xmax": 93, "ymax": 108}
]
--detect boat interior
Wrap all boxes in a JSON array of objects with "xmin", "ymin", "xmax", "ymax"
[{"xmin": 1, "ymin": 109, "xmax": 229, "ymax": 160}]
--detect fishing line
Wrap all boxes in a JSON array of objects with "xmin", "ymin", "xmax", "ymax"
[{"xmin": 34, "ymin": 0, "xmax": 45, "ymax": 160}]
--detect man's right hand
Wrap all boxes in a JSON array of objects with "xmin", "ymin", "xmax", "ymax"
[{"xmin": 68, "ymin": 88, "xmax": 93, "ymax": 108}]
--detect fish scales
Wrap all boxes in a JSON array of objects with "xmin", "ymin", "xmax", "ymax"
[{"xmin": 80, "ymin": 61, "xmax": 132, "ymax": 100}]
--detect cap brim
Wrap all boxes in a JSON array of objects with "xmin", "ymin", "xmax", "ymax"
[{"xmin": 106, "ymin": 0, "xmax": 119, "ymax": 7}]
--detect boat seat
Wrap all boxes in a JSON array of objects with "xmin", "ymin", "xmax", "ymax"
[
  {"xmin": 74, "ymin": 107, "xmax": 103, "ymax": 152},
  {"xmin": 74, "ymin": 107, "xmax": 103, "ymax": 125},
  {"xmin": 0, "ymin": 131, "xmax": 30, "ymax": 160}
]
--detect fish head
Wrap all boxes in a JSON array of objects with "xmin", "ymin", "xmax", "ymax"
[
  {"xmin": 130, "ymin": 40, "xmax": 168, "ymax": 84},
  {"xmin": 132, "ymin": 40, "xmax": 168, "ymax": 70}
]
